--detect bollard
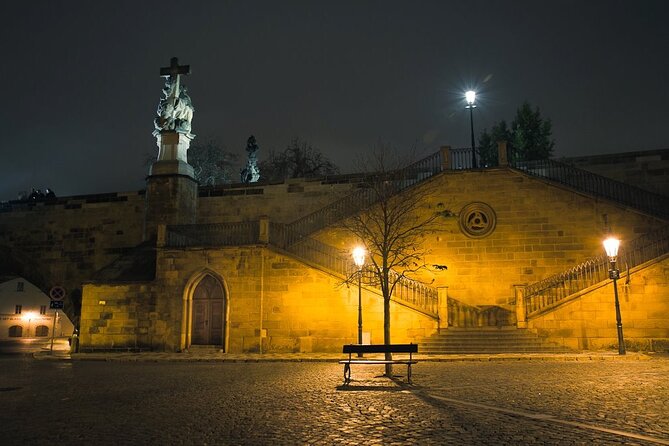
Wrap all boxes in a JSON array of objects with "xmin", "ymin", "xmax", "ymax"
[{"xmin": 70, "ymin": 330, "xmax": 80, "ymax": 353}]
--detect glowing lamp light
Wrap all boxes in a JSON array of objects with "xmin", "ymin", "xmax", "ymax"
[
  {"xmin": 22, "ymin": 311, "xmax": 36, "ymax": 322},
  {"xmin": 352, "ymin": 247, "xmax": 366, "ymax": 269},
  {"xmin": 603, "ymin": 237, "xmax": 620, "ymax": 260},
  {"xmin": 465, "ymin": 90, "xmax": 476, "ymax": 105}
]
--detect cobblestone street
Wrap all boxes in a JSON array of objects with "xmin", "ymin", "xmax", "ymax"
[{"xmin": 1, "ymin": 356, "xmax": 668, "ymax": 445}]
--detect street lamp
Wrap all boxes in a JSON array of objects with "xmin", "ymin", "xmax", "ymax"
[
  {"xmin": 603, "ymin": 236, "xmax": 626, "ymax": 355},
  {"xmin": 352, "ymin": 246, "xmax": 366, "ymax": 357},
  {"xmin": 465, "ymin": 90, "xmax": 477, "ymax": 168},
  {"xmin": 22, "ymin": 311, "xmax": 36, "ymax": 338}
]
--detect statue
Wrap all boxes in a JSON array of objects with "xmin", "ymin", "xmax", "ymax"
[
  {"xmin": 240, "ymin": 135, "xmax": 261, "ymax": 183},
  {"xmin": 29, "ymin": 188, "xmax": 45, "ymax": 201},
  {"xmin": 153, "ymin": 57, "xmax": 195, "ymax": 138},
  {"xmin": 153, "ymin": 78, "xmax": 195, "ymax": 137}
]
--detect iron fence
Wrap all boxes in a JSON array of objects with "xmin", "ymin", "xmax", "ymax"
[{"xmin": 448, "ymin": 148, "xmax": 476, "ymax": 170}]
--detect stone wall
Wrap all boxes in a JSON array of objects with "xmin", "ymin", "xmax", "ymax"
[
  {"xmin": 10, "ymin": 166, "xmax": 669, "ymax": 353},
  {"xmin": 316, "ymin": 168, "xmax": 666, "ymax": 306},
  {"xmin": 141, "ymin": 245, "xmax": 436, "ymax": 352},
  {"xmin": 527, "ymin": 256, "xmax": 669, "ymax": 351},
  {"xmin": 80, "ymin": 283, "xmax": 154, "ymax": 350},
  {"xmin": 0, "ymin": 192, "xmax": 146, "ymax": 308},
  {"xmin": 0, "ymin": 177, "xmax": 359, "ymax": 324},
  {"xmin": 145, "ymin": 174, "xmax": 198, "ymax": 240},
  {"xmin": 197, "ymin": 177, "xmax": 360, "ymax": 224}
]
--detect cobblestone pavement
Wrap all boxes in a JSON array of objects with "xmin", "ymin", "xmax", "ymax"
[{"xmin": 1, "ymin": 356, "xmax": 667, "ymax": 445}]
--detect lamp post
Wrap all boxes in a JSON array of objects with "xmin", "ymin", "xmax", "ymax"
[
  {"xmin": 352, "ymin": 246, "xmax": 366, "ymax": 357},
  {"xmin": 465, "ymin": 90, "xmax": 477, "ymax": 168},
  {"xmin": 603, "ymin": 237, "xmax": 626, "ymax": 355}
]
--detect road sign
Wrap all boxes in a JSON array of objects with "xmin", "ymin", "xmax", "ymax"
[
  {"xmin": 49, "ymin": 300, "xmax": 64, "ymax": 309},
  {"xmin": 49, "ymin": 286, "xmax": 66, "ymax": 301}
]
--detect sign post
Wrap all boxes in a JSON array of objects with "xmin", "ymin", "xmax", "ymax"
[
  {"xmin": 49, "ymin": 286, "xmax": 66, "ymax": 354},
  {"xmin": 50, "ymin": 311, "xmax": 58, "ymax": 353}
]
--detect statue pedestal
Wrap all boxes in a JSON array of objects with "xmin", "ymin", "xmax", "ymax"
[
  {"xmin": 155, "ymin": 131, "xmax": 192, "ymax": 164},
  {"xmin": 145, "ymin": 131, "xmax": 197, "ymax": 241},
  {"xmin": 149, "ymin": 160, "xmax": 194, "ymax": 177},
  {"xmin": 149, "ymin": 131, "xmax": 195, "ymax": 177}
]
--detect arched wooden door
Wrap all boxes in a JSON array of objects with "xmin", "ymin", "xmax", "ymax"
[{"xmin": 191, "ymin": 275, "xmax": 226, "ymax": 347}]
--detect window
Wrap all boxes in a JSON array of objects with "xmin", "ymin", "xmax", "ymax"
[
  {"xmin": 9, "ymin": 326, "xmax": 23, "ymax": 337},
  {"xmin": 15, "ymin": 305, "xmax": 22, "ymax": 314},
  {"xmin": 35, "ymin": 325, "xmax": 49, "ymax": 337},
  {"xmin": 16, "ymin": 281, "xmax": 24, "ymax": 292},
  {"xmin": 40, "ymin": 305, "xmax": 47, "ymax": 315}
]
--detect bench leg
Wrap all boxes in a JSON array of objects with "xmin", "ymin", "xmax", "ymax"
[
  {"xmin": 407, "ymin": 364, "xmax": 412, "ymax": 384},
  {"xmin": 343, "ymin": 363, "xmax": 351, "ymax": 384}
]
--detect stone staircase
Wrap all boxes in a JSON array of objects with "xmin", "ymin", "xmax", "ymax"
[
  {"xmin": 420, "ymin": 327, "xmax": 571, "ymax": 354},
  {"xmin": 511, "ymin": 158, "xmax": 669, "ymax": 219},
  {"xmin": 186, "ymin": 344, "xmax": 224, "ymax": 353}
]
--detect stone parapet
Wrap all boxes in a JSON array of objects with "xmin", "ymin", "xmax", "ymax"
[{"xmin": 527, "ymin": 257, "xmax": 669, "ymax": 351}]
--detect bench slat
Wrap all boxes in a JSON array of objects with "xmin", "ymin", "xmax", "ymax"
[
  {"xmin": 342, "ymin": 343, "xmax": 418, "ymax": 354},
  {"xmin": 339, "ymin": 360, "xmax": 417, "ymax": 365}
]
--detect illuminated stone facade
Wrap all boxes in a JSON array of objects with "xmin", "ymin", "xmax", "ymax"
[
  {"xmin": 1, "ymin": 158, "xmax": 668, "ymax": 352},
  {"xmin": 82, "ymin": 246, "xmax": 435, "ymax": 352}
]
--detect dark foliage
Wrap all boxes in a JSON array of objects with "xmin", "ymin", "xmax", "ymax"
[{"xmin": 259, "ymin": 138, "xmax": 339, "ymax": 182}]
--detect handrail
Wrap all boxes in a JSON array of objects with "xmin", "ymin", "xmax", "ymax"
[
  {"xmin": 447, "ymin": 299, "xmax": 514, "ymax": 328},
  {"xmin": 270, "ymin": 222, "xmax": 439, "ymax": 317},
  {"xmin": 511, "ymin": 159, "xmax": 669, "ymax": 219},
  {"xmin": 284, "ymin": 150, "xmax": 443, "ymax": 241},
  {"xmin": 524, "ymin": 224, "xmax": 669, "ymax": 318},
  {"xmin": 448, "ymin": 148, "xmax": 477, "ymax": 170}
]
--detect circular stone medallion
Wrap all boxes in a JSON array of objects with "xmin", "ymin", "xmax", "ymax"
[{"xmin": 459, "ymin": 202, "xmax": 496, "ymax": 238}]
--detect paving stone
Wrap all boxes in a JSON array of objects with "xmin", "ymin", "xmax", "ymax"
[{"xmin": 1, "ymin": 357, "xmax": 667, "ymax": 445}]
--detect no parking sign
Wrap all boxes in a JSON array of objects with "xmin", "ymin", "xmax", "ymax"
[{"xmin": 49, "ymin": 285, "xmax": 66, "ymax": 301}]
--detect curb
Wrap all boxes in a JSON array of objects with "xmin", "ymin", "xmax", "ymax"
[{"xmin": 31, "ymin": 352, "xmax": 654, "ymax": 363}]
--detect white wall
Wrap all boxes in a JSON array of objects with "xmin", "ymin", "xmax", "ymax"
[{"xmin": 0, "ymin": 277, "xmax": 75, "ymax": 339}]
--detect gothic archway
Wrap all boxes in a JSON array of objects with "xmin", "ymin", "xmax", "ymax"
[{"xmin": 181, "ymin": 270, "xmax": 228, "ymax": 351}]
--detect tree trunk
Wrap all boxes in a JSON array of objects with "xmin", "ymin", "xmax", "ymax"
[{"xmin": 384, "ymin": 295, "xmax": 392, "ymax": 377}]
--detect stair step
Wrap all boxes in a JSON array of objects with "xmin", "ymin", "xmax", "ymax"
[{"xmin": 420, "ymin": 328, "xmax": 570, "ymax": 354}]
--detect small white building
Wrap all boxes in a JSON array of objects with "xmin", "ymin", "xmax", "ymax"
[{"xmin": 0, "ymin": 276, "xmax": 74, "ymax": 340}]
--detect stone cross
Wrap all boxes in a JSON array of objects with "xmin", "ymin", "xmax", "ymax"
[{"xmin": 159, "ymin": 57, "xmax": 190, "ymax": 100}]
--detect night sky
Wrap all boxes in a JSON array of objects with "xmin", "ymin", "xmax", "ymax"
[{"xmin": 2, "ymin": 0, "xmax": 667, "ymax": 200}]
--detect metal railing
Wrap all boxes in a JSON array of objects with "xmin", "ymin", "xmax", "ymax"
[
  {"xmin": 524, "ymin": 225, "xmax": 669, "ymax": 318},
  {"xmin": 444, "ymin": 297, "xmax": 515, "ymax": 328},
  {"xmin": 448, "ymin": 148, "xmax": 477, "ymax": 170},
  {"xmin": 270, "ymin": 222, "xmax": 439, "ymax": 317},
  {"xmin": 165, "ymin": 222, "xmax": 260, "ymax": 248},
  {"xmin": 284, "ymin": 150, "xmax": 443, "ymax": 242},
  {"xmin": 512, "ymin": 159, "xmax": 669, "ymax": 220},
  {"xmin": 442, "ymin": 150, "xmax": 669, "ymax": 220}
]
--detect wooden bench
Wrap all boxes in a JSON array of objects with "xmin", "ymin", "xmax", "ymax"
[{"xmin": 339, "ymin": 343, "xmax": 418, "ymax": 384}]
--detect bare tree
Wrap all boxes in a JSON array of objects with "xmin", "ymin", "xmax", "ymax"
[
  {"xmin": 259, "ymin": 137, "xmax": 339, "ymax": 182},
  {"xmin": 342, "ymin": 144, "xmax": 440, "ymax": 376},
  {"xmin": 188, "ymin": 140, "xmax": 238, "ymax": 186}
]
